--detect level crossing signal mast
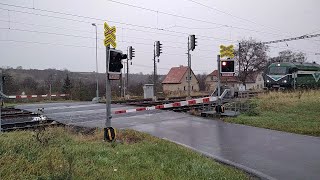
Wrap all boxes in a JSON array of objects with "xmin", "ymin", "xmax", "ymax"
[
  {"xmin": 155, "ymin": 41, "xmax": 163, "ymax": 57},
  {"xmin": 109, "ymin": 49, "xmax": 127, "ymax": 74},
  {"xmin": 189, "ymin": 35, "xmax": 197, "ymax": 51},
  {"xmin": 128, "ymin": 46, "xmax": 135, "ymax": 60}
]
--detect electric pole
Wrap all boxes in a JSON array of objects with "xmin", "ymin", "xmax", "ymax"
[
  {"xmin": 154, "ymin": 41, "xmax": 162, "ymax": 100},
  {"xmin": 0, "ymin": 69, "xmax": 2, "ymax": 133},
  {"xmin": 127, "ymin": 46, "xmax": 135, "ymax": 98},
  {"xmin": 92, "ymin": 23, "xmax": 99, "ymax": 100},
  {"xmin": 187, "ymin": 36, "xmax": 191, "ymax": 99},
  {"xmin": 238, "ymin": 43, "xmax": 241, "ymax": 78},
  {"xmin": 188, "ymin": 35, "xmax": 197, "ymax": 99}
]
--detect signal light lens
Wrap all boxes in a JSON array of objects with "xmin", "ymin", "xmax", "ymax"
[{"xmin": 222, "ymin": 61, "xmax": 227, "ymax": 66}]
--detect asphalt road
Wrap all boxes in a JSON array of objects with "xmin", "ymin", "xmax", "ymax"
[{"xmin": 17, "ymin": 102, "xmax": 320, "ymax": 180}]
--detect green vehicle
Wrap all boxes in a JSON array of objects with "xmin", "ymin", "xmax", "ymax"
[{"xmin": 265, "ymin": 62, "xmax": 320, "ymax": 89}]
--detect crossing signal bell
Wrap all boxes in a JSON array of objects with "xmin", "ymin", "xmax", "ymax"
[
  {"xmin": 109, "ymin": 49, "xmax": 127, "ymax": 74},
  {"xmin": 155, "ymin": 41, "xmax": 162, "ymax": 57},
  {"xmin": 220, "ymin": 59, "xmax": 235, "ymax": 73},
  {"xmin": 189, "ymin": 35, "xmax": 197, "ymax": 51},
  {"xmin": 128, "ymin": 46, "xmax": 135, "ymax": 60}
]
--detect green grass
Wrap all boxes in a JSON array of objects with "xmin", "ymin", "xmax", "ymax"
[
  {"xmin": 224, "ymin": 90, "xmax": 320, "ymax": 136},
  {"xmin": 0, "ymin": 128, "xmax": 248, "ymax": 180}
]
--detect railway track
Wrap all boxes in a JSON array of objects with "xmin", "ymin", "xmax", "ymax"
[{"xmin": 1, "ymin": 107, "xmax": 61, "ymax": 132}]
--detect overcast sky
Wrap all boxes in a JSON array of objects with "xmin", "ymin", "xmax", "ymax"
[{"xmin": 0, "ymin": 0, "xmax": 319, "ymax": 75}]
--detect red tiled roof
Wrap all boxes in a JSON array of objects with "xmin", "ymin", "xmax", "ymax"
[{"xmin": 162, "ymin": 66, "xmax": 188, "ymax": 84}]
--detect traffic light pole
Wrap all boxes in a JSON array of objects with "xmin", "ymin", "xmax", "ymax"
[
  {"xmin": 217, "ymin": 55, "xmax": 221, "ymax": 107},
  {"xmin": 187, "ymin": 36, "xmax": 191, "ymax": 99},
  {"xmin": 153, "ymin": 43, "xmax": 157, "ymax": 100},
  {"xmin": 126, "ymin": 58, "xmax": 129, "ymax": 97},
  {"xmin": 105, "ymin": 45, "xmax": 111, "ymax": 140},
  {"xmin": 238, "ymin": 43, "xmax": 241, "ymax": 78},
  {"xmin": 0, "ymin": 70, "xmax": 2, "ymax": 133}
]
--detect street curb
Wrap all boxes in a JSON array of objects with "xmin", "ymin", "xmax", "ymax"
[{"xmin": 163, "ymin": 138, "xmax": 277, "ymax": 180}]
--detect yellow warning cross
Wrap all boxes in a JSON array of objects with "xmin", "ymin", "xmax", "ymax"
[
  {"xmin": 104, "ymin": 22, "xmax": 117, "ymax": 48},
  {"xmin": 220, "ymin": 45, "xmax": 234, "ymax": 58}
]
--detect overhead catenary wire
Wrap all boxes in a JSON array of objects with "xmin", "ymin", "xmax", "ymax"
[
  {"xmin": 104, "ymin": 0, "xmax": 287, "ymax": 36},
  {"xmin": 0, "ymin": 7, "xmax": 237, "ymax": 43},
  {"xmin": 0, "ymin": 26, "xmax": 219, "ymax": 53},
  {"xmin": 0, "ymin": 2, "xmax": 299, "ymax": 38},
  {"xmin": 185, "ymin": 0, "xmax": 290, "ymax": 35},
  {"xmin": 0, "ymin": 2, "xmax": 318, "ymax": 62}
]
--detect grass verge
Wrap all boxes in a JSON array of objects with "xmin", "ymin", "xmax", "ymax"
[
  {"xmin": 224, "ymin": 90, "xmax": 320, "ymax": 136},
  {"xmin": 0, "ymin": 128, "xmax": 249, "ymax": 180}
]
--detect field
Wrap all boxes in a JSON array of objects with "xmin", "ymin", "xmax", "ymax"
[
  {"xmin": 225, "ymin": 90, "xmax": 320, "ymax": 136},
  {"xmin": 0, "ymin": 128, "xmax": 248, "ymax": 180}
]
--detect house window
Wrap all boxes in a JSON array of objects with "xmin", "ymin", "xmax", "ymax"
[
  {"xmin": 192, "ymin": 86, "xmax": 194, "ymax": 90},
  {"xmin": 211, "ymin": 76, "xmax": 214, "ymax": 81},
  {"xmin": 184, "ymin": 86, "xmax": 186, "ymax": 91}
]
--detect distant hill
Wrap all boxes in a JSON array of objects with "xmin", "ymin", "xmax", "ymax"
[{"xmin": 1, "ymin": 67, "xmax": 164, "ymax": 99}]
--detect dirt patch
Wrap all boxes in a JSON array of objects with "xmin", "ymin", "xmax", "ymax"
[{"xmin": 116, "ymin": 129, "xmax": 146, "ymax": 144}]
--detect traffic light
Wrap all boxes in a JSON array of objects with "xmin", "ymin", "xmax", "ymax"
[
  {"xmin": 220, "ymin": 60, "xmax": 235, "ymax": 73},
  {"xmin": 155, "ymin": 41, "xmax": 162, "ymax": 57},
  {"xmin": 189, "ymin": 34, "xmax": 197, "ymax": 51},
  {"xmin": 109, "ymin": 49, "xmax": 127, "ymax": 74},
  {"xmin": 128, "ymin": 46, "xmax": 135, "ymax": 60}
]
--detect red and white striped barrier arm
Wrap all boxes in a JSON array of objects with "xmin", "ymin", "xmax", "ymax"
[
  {"xmin": 113, "ymin": 96, "xmax": 218, "ymax": 115},
  {"xmin": 8, "ymin": 94, "xmax": 68, "ymax": 99}
]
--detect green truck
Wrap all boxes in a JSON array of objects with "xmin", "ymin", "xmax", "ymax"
[{"xmin": 265, "ymin": 62, "xmax": 320, "ymax": 89}]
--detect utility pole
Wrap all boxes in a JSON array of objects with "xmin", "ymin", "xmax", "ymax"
[
  {"xmin": 122, "ymin": 60, "xmax": 126, "ymax": 97},
  {"xmin": 154, "ymin": 41, "xmax": 162, "ymax": 100},
  {"xmin": 238, "ymin": 43, "xmax": 241, "ymax": 78},
  {"xmin": 126, "ymin": 46, "xmax": 135, "ymax": 98},
  {"xmin": 187, "ymin": 36, "xmax": 191, "ymax": 99},
  {"xmin": 0, "ymin": 69, "xmax": 3, "ymax": 133},
  {"xmin": 153, "ymin": 42, "xmax": 157, "ymax": 100},
  {"xmin": 217, "ymin": 55, "xmax": 221, "ymax": 106},
  {"xmin": 188, "ymin": 35, "xmax": 197, "ymax": 99},
  {"xmin": 92, "ymin": 23, "xmax": 99, "ymax": 99},
  {"xmin": 126, "ymin": 48, "xmax": 129, "ymax": 97}
]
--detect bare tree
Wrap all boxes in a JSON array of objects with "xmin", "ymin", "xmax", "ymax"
[
  {"xmin": 236, "ymin": 38, "xmax": 269, "ymax": 87},
  {"xmin": 196, "ymin": 73, "xmax": 207, "ymax": 91},
  {"xmin": 269, "ymin": 50, "xmax": 307, "ymax": 63}
]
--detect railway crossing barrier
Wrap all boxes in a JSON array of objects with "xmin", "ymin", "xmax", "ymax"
[
  {"xmin": 113, "ymin": 89, "xmax": 230, "ymax": 115},
  {"xmin": 7, "ymin": 94, "xmax": 68, "ymax": 99}
]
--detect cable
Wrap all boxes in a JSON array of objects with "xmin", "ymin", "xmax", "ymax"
[
  {"xmin": 0, "ymin": 3, "xmax": 318, "ymax": 58},
  {"xmin": 0, "ymin": 27, "xmax": 220, "ymax": 53},
  {"xmin": 0, "ymin": 19, "xmax": 95, "ymax": 34},
  {"xmin": 0, "ymin": 2, "xmax": 293, "ymax": 37},
  {"xmin": 185, "ymin": 0, "xmax": 289, "ymax": 35},
  {"xmin": 268, "ymin": 44, "xmax": 319, "ymax": 54},
  {"xmin": 1, "ymin": 21, "xmax": 316, "ymax": 56},
  {"xmin": 0, "ymin": 7, "xmax": 237, "ymax": 43},
  {"xmin": 104, "ymin": 0, "xmax": 270, "ymax": 34},
  {"xmin": 262, "ymin": 33, "xmax": 320, "ymax": 44}
]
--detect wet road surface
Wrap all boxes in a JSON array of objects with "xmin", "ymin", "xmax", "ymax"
[{"xmin": 17, "ymin": 102, "xmax": 320, "ymax": 180}]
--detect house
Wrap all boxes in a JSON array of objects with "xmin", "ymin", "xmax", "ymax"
[
  {"xmin": 162, "ymin": 66, "xmax": 199, "ymax": 96},
  {"xmin": 205, "ymin": 70, "xmax": 264, "ymax": 92},
  {"xmin": 205, "ymin": 70, "xmax": 239, "ymax": 92},
  {"xmin": 245, "ymin": 73, "xmax": 265, "ymax": 90}
]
